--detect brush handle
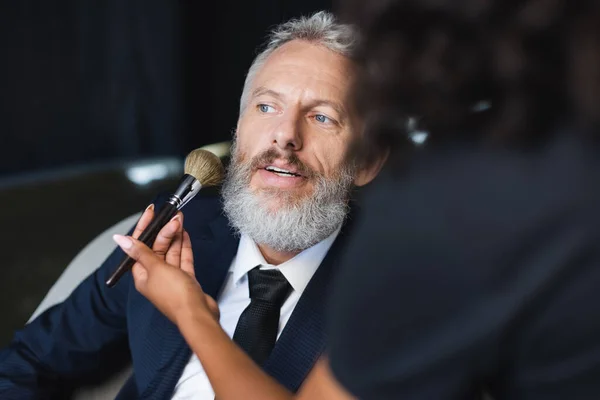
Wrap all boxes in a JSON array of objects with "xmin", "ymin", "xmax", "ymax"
[{"xmin": 105, "ymin": 201, "xmax": 178, "ymax": 287}]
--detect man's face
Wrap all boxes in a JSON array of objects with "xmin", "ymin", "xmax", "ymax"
[
  {"xmin": 234, "ymin": 39, "xmax": 359, "ymax": 210},
  {"xmin": 222, "ymin": 40, "xmax": 362, "ymax": 252}
]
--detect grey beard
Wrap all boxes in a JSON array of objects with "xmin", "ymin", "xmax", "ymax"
[{"xmin": 222, "ymin": 152, "xmax": 356, "ymax": 253}]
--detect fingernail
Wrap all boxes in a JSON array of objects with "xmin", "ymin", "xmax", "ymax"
[
  {"xmin": 146, "ymin": 203, "xmax": 155, "ymax": 211},
  {"xmin": 113, "ymin": 234, "xmax": 133, "ymax": 249},
  {"xmin": 170, "ymin": 214, "xmax": 181, "ymax": 223}
]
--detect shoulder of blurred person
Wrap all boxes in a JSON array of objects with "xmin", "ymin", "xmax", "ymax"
[{"xmin": 327, "ymin": 129, "xmax": 600, "ymax": 400}]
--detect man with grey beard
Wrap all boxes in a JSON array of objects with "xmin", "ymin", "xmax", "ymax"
[{"xmin": 0, "ymin": 11, "xmax": 384, "ymax": 399}]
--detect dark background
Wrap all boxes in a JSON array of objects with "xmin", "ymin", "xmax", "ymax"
[
  {"xmin": 0, "ymin": 0, "xmax": 332, "ymax": 345},
  {"xmin": 0, "ymin": 0, "xmax": 333, "ymax": 177}
]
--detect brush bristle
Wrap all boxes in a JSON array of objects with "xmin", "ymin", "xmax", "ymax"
[{"xmin": 184, "ymin": 148, "xmax": 225, "ymax": 187}]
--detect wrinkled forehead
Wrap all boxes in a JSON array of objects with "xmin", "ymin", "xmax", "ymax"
[{"xmin": 251, "ymin": 40, "xmax": 357, "ymax": 110}]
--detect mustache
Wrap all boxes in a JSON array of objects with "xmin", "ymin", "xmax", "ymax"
[{"xmin": 248, "ymin": 148, "xmax": 316, "ymax": 178}]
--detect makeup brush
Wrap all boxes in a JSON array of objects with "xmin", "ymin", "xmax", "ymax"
[{"xmin": 106, "ymin": 148, "xmax": 225, "ymax": 287}]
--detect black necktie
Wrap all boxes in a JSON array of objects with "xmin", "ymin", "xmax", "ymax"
[{"xmin": 232, "ymin": 266, "xmax": 293, "ymax": 366}]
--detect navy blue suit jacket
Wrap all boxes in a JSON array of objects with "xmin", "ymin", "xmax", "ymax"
[{"xmin": 0, "ymin": 190, "xmax": 351, "ymax": 399}]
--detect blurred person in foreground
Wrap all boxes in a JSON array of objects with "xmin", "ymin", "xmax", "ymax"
[
  {"xmin": 0, "ymin": 12, "xmax": 385, "ymax": 399},
  {"xmin": 328, "ymin": 0, "xmax": 600, "ymax": 399},
  {"xmin": 113, "ymin": 0, "xmax": 600, "ymax": 399}
]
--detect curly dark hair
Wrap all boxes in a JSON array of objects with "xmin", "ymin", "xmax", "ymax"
[{"xmin": 339, "ymin": 0, "xmax": 600, "ymax": 156}]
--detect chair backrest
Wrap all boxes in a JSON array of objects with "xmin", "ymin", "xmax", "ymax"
[
  {"xmin": 27, "ymin": 211, "xmax": 140, "ymax": 400},
  {"xmin": 28, "ymin": 212, "xmax": 143, "ymax": 323}
]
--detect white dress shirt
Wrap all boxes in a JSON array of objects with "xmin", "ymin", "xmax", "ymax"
[{"xmin": 171, "ymin": 228, "xmax": 340, "ymax": 399}]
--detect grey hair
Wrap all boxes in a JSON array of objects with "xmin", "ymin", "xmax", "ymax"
[{"xmin": 238, "ymin": 11, "xmax": 358, "ymax": 116}]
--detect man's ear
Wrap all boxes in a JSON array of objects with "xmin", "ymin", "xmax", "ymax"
[{"xmin": 353, "ymin": 147, "xmax": 389, "ymax": 187}]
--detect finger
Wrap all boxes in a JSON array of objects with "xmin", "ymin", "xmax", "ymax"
[
  {"xmin": 131, "ymin": 264, "xmax": 149, "ymax": 293},
  {"xmin": 165, "ymin": 212, "xmax": 184, "ymax": 267},
  {"xmin": 180, "ymin": 230, "xmax": 195, "ymax": 276},
  {"xmin": 132, "ymin": 204, "xmax": 155, "ymax": 240},
  {"xmin": 152, "ymin": 213, "xmax": 182, "ymax": 259},
  {"xmin": 113, "ymin": 234, "xmax": 162, "ymax": 272}
]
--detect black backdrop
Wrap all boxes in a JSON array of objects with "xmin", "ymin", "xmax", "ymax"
[{"xmin": 0, "ymin": 0, "xmax": 332, "ymax": 177}]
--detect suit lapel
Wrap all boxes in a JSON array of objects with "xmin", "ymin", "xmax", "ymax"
[
  {"xmin": 195, "ymin": 216, "xmax": 241, "ymax": 298},
  {"xmin": 262, "ymin": 219, "xmax": 354, "ymax": 392},
  {"xmin": 138, "ymin": 213, "xmax": 239, "ymax": 398}
]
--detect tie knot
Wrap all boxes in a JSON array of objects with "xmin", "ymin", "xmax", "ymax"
[{"xmin": 247, "ymin": 267, "xmax": 292, "ymax": 306}]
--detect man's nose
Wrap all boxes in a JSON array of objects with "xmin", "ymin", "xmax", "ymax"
[{"xmin": 271, "ymin": 113, "xmax": 303, "ymax": 151}]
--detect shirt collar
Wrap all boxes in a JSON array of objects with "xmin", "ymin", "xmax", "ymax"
[{"xmin": 230, "ymin": 227, "xmax": 341, "ymax": 294}]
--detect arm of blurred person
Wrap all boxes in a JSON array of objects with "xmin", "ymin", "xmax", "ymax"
[
  {"xmin": 0, "ymin": 201, "xmax": 174, "ymax": 398},
  {"xmin": 114, "ymin": 223, "xmax": 357, "ymax": 400}
]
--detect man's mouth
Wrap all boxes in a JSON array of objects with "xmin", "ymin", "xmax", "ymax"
[{"xmin": 264, "ymin": 166, "xmax": 303, "ymax": 178}]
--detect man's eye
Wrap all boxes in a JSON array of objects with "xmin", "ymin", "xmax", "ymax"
[
  {"xmin": 314, "ymin": 114, "xmax": 331, "ymax": 124},
  {"xmin": 258, "ymin": 104, "xmax": 276, "ymax": 113}
]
